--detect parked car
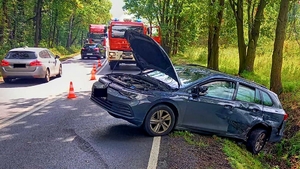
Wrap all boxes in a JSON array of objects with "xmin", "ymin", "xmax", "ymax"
[
  {"xmin": 81, "ymin": 43, "xmax": 105, "ymax": 59},
  {"xmin": 90, "ymin": 30, "xmax": 288, "ymax": 154},
  {"xmin": 0, "ymin": 47, "xmax": 62, "ymax": 83}
]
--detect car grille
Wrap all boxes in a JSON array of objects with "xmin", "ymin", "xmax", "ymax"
[{"xmin": 90, "ymin": 95, "xmax": 133, "ymax": 117}]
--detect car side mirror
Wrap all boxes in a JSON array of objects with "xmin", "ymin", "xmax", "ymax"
[
  {"xmin": 198, "ymin": 86, "xmax": 208, "ymax": 96},
  {"xmin": 191, "ymin": 86, "xmax": 208, "ymax": 98},
  {"xmin": 55, "ymin": 55, "xmax": 60, "ymax": 59}
]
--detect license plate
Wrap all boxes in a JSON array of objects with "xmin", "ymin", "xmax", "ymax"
[
  {"xmin": 94, "ymin": 87, "xmax": 107, "ymax": 97},
  {"xmin": 13, "ymin": 64, "xmax": 26, "ymax": 68},
  {"xmin": 87, "ymin": 53, "xmax": 93, "ymax": 55}
]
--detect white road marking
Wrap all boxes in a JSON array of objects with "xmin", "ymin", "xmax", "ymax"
[
  {"xmin": 0, "ymin": 95, "xmax": 59, "ymax": 130},
  {"xmin": 147, "ymin": 136, "xmax": 161, "ymax": 169}
]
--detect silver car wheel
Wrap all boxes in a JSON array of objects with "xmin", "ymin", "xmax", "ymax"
[
  {"xmin": 150, "ymin": 110, "xmax": 172, "ymax": 134},
  {"xmin": 254, "ymin": 132, "xmax": 266, "ymax": 151}
]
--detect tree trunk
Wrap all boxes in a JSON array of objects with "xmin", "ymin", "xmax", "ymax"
[
  {"xmin": 245, "ymin": 0, "xmax": 267, "ymax": 72},
  {"xmin": 0, "ymin": 1, "xmax": 8, "ymax": 45},
  {"xmin": 34, "ymin": 0, "xmax": 43, "ymax": 47},
  {"xmin": 229, "ymin": 0, "xmax": 247, "ymax": 74},
  {"xmin": 207, "ymin": 0, "xmax": 224, "ymax": 71},
  {"xmin": 66, "ymin": 14, "xmax": 74, "ymax": 48},
  {"xmin": 270, "ymin": 0, "xmax": 290, "ymax": 95}
]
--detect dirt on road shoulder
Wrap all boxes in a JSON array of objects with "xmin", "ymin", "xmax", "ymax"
[{"xmin": 158, "ymin": 133, "xmax": 232, "ymax": 169}]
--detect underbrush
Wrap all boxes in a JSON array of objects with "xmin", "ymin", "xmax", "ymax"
[{"xmin": 171, "ymin": 41, "xmax": 300, "ymax": 169}]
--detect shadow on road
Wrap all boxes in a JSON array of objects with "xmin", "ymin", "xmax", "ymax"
[{"xmin": 0, "ymin": 79, "xmax": 46, "ymax": 88}]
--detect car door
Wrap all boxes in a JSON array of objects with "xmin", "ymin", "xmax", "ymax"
[
  {"xmin": 47, "ymin": 50, "xmax": 59, "ymax": 75},
  {"xmin": 226, "ymin": 83, "xmax": 263, "ymax": 136},
  {"xmin": 183, "ymin": 80, "xmax": 237, "ymax": 134}
]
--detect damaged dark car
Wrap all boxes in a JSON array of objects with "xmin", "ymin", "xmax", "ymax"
[{"xmin": 90, "ymin": 30, "xmax": 288, "ymax": 154}]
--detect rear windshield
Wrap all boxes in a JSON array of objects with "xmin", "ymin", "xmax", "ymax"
[
  {"xmin": 5, "ymin": 51, "xmax": 37, "ymax": 59},
  {"xmin": 111, "ymin": 25, "xmax": 143, "ymax": 38},
  {"xmin": 83, "ymin": 44, "xmax": 97, "ymax": 48},
  {"xmin": 89, "ymin": 33, "xmax": 106, "ymax": 39}
]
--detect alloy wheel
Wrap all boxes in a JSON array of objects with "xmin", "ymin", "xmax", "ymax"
[
  {"xmin": 254, "ymin": 132, "xmax": 266, "ymax": 151},
  {"xmin": 150, "ymin": 109, "xmax": 172, "ymax": 134}
]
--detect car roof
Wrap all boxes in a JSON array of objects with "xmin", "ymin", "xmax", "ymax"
[{"xmin": 9, "ymin": 47, "xmax": 48, "ymax": 53}]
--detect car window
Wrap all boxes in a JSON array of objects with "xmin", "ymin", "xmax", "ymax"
[
  {"xmin": 83, "ymin": 44, "xmax": 96, "ymax": 48},
  {"xmin": 39, "ymin": 50, "xmax": 51, "ymax": 58},
  {"xmin": 261, "ymin": 91, "xmax": 273, "ymax": 106},
  {"xmin": 5, "ymin": 51, "xmax": 37, "ymax": 59},
  {"xmin": 202, "ymin": 81, "xmax": 236, "ymax": 100},
  {"xmin": 236, "ymin": 84, "xmax": 260, "ymax": 103},
  {"xmin": 47, "ymin": 50, "xmax": 56, "ymax": 59}
]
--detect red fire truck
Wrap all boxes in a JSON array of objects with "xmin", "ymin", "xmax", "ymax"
[
  {"xmin": 106, "ymin": 20, "xmax": 161, "ymax": 70},
  {"xmin": 88, "ymin": 24, "xmax": 107, "ymax": 45}
]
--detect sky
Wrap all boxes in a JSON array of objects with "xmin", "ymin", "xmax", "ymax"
[{"xmin": 109, "ymin": 0, "xmax": 125, "ymax": 19}]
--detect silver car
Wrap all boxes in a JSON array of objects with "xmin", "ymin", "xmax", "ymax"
[{"xmin": 0, "ymin": 47, "xmax": 62, "ymax": 83}]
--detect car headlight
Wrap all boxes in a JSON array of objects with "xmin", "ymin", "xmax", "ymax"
[{"xmin": 119, "ymin": 90, "xmax": 147, "ymax": 100}]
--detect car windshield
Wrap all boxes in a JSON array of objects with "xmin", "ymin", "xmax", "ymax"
[
  {"xmin": 145, "ymin": 66, "xmax": 213, "ymax": 88},
  {"xmin": 89, "ymin": 33, "xmax": 106, "ymax": 39},
  {"xmin": 111, "ymin": 25, "xmax": 143, "ymax": 38},
  {"xmin": 83, "ymin": 44, "xmax": 97, "ymax": 48},
  {"xmin": 5, "ymin": 51, "xmax": 37, "ymax": 59}
]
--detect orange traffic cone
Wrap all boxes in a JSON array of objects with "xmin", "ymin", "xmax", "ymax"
[
  {"xmin": 93, "ymin": 63, "xmax": 96, "ymax": 72},
  {"xmin": 90, "ymin": 68, "xmax": 96, "ymax": 80},
  {"xmin": 98, "ymin": 59, "xmax": 102, "ymax": 67},
  {"xmin": 67, "ymin": 81, "xmax": 76, "ymax": 99}
]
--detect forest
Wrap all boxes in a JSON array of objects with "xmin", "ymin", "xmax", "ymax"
[{"xmin": 0, "ymin": 0, "xmax": 112, "ymax": 56}]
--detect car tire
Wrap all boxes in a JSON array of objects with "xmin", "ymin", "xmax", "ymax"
[
  {"xmin": 144, "ymin": 105, "xmax": 175, "ymax": 136},
  {"xmin": 56, "ymin": 65, "xmax": 62, "ymax": 77},
  {"xmin": 246, "ymin": 128, "xmax": 268, "ymax": 154},
  {"xmin": 3, "ymin": 78, "xmax": 13, "ymax": 83},
  {"xmin": 43, "ymin": 69, "xmax": 50, "ymax": 83}
]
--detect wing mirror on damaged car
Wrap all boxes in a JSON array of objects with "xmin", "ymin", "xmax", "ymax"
[{"xmin": 191, "ymin": 86, "xmax": 208, "ymax": 98}]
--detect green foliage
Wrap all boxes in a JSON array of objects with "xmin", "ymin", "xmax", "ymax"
[
  {"xmin": 222, "ymin": 139, "xmax": 269, "ymax": 169},
  {"xmin": 171, "ymin": 131, "xmax": 208, "ymax": 147}
]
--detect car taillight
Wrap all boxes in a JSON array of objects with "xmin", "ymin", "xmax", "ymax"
[
  {"xmin": 1, "ymin": 60, "xmax": 10, "ymax": 66},
  {"xmin": 94, "ymin": 48, "xmax": 99, "ymax": 51},
  {"xmin": 29, "ymin": 60, "xmax": 42, "ymax": 66},
  {"xmin": 283, "ymin": 113, "xmax": 288, "ymax": 121}
]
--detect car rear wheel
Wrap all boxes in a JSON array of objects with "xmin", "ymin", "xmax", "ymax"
[
  {"xmin": 144, "ymin": 105, "xmax": 175, "ymax": 136},
  {"xmin": 57, "ymin": 65, "xmax": 62, "ymax": 77},
  {"xmin": 3, "ymin": 78, "xmax": 13, "ymax": 83},
  {"xmin": 246, "ymin": 129, "xmax": 268, "ymax": 154},
  {"xmin": 44, "ymin": 69, "xmax": 50, "ymax": 83}
]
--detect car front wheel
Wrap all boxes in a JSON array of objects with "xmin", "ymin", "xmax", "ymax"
[
  {"xmin": 144, "ymin": 105, "xmax": 175, "ymax": 136},
  {"xmin": 246, "ymin": 129, "xmax": 268, "ymax": 154}
]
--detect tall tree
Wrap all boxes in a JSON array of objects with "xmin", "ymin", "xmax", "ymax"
[
  {"xmin": 34, "ymin": 0, "xmax": 43, "ymax": 47},
  {"xmin": 229, "ymin": 0, "xmax": 267, "ymax": 74},
  {"xmin": 270, "ymin": 0, "xmax": 291, "ymax": 94},
  {"xmin": 207, "ymin": 0, "xmax": 225, "ymax": 70}
]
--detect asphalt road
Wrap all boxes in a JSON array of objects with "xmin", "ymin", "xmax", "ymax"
[{"xmin": 0, "ymin": 56, "xmax": 158, "ymax": 169}]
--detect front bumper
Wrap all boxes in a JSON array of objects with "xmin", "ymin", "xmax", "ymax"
[{"xmin": 90, "ymin": 82, "xmax": 151, "ymax": 126}]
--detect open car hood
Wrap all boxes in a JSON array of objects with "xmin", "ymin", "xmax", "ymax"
[{"xmin": 124, "ymin": 30, "xmax": 181, "ymax": 87}]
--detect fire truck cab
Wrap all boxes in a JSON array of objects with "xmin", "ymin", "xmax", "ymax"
[
  {"xmin": 88, "ymin": 24, "xmax": 107, "ymax": 45},
  {"xmin": 107, "ymin": 19, "xmax": 161, "ymax": 70}
]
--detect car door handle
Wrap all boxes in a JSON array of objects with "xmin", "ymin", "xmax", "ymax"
[{"xmin": 249, "ymin": 108, "xmax": 260, "ymax": 113}]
